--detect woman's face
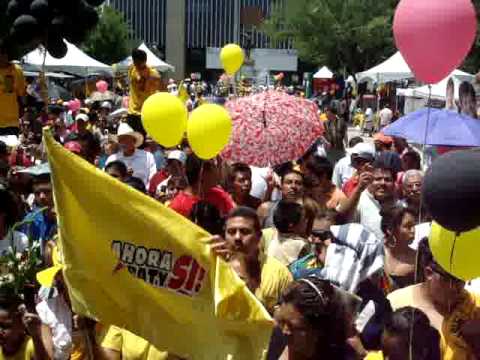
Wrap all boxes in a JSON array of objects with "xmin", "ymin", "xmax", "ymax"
[
  {"xmin": 281, "ymin": 173, "xmax": 304, "ymax": 201},
  {"xmin": 233, "ymin": 172, "xmax": 251, "ymax": 196},
  {"xmin": 274, "ymin": 302, "xmax": 317, "ymax": 358},
  {"xmin": 392, "ymin": 212, "xmax": 415, "ymax": 249}
]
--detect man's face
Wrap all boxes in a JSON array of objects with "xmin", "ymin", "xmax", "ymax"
[
  {"xmin": 310, "ymin": 217, "xmax": 334, "ymax": 260},
  {"xmin": 225, "ymin": 216, "xmax": 260, "ymax": 257},
  {"xmin": 106, "ymin": 167, "xmax": 126, "ymax": 181},
  {"xmin": 233, "ymin": 171, "xmax": 252, "ymax": 196},
  {"xmin": 351, "ymin": 156, "xmax": 373, "ymax": 173},
  {"xmin": 404, "ymin": 174, "xmax": 423, "ymax": 204},
  {"xmin": 0, "ymin": 309, "xmax": 23, "ymax": 349},
  {"xmin": 118, "ymin": 136, "xmax": 136, "ymax": 154},
  {"xmin": 166, "ymin": 160, "xmax": 184, "ymax": 177},
  {"xmin": 33, "ymin": 181, "xmax": 53, "ymax": 209},
  {"xmin": 368, "ymin": 168, "xmax": 394, "ymax": 202},
  {"xmin": 134, "ymin": 60, "xmax": 147, "ymax": 74},
  {"xmin": 281, "ymin": 173, "xmax": 304, "ymax": 201}
]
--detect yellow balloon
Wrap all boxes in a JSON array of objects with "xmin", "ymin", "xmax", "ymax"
[
  {"xmin": 429, "ymin": 222, "xmax": 480, "ymax": 281},
  {"xmin": 187, "ymin": 104, "xmax": 232, "ymax": 160},
  {"xmin": 141, "ymin": 92, "xmax": 188, "ymax": 147},
  {"xmin": 220, "ymin": 44, "xmax": 245, "ymax": 75}
]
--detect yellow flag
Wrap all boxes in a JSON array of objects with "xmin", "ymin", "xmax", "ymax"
[
  {"xmin": 178, "ymin": 81, "xmax": 189, "ymax": 104},
  {"xmin": 43, "ymin": 130, "xmax": 273, "ymax": 360}
]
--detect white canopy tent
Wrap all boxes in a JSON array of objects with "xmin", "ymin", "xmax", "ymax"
[
  {"xmin": 356, "ymin": 52, "xmax": 413, "ymax": 83},
  {"xmin": 115, "ymin": 43, "xmax": 175, "ymax": 72},
  {"xmin": 22, "ymin": 40, "xmax": 111, "ymax": 77},
  {"xmin": 397, "ymin": 70, "xmax": 474, "ymax": 100},
  {"xmin": 313, "ymin": 66, "xmax": 333, "ymax": 79}
]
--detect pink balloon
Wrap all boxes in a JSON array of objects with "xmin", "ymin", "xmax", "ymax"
[
  {"xmin": 394, "ymin": 0, "xmax": 477, "ymax": 84},
  {"xmin": 96, "ymin": 80, "xmax": 109, "ymax": 93},
  {"xmin": 68, "ymin": 99, "xmax": 81, "ymax": 112}
]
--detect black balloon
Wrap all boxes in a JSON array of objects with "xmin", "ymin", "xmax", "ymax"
[
  {"xmin": 78, "ymin": 4, "xmax": 99, "ymax": 29},
  {"xmin": 422, "ymin": 150, "xmax": 480, "ymax": 233},
  {"xmin": 47, "ymin": 36, "xmax": 67, "ymax": 58},
  {"xmin": 6, "ymin": 0, "xmax": 22, "ymax": 20},
  {"xmin": 85, "ymin": 0, "xmax": 105, "ymax": 6},
  {"xmin": 30, "ymin": 0, "xmax": 50, "ymax": 22}
]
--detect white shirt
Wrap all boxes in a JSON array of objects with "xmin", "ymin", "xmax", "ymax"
[
  {"xmin": 354, "ymin": 190, "xmax": 384, "ymax": 241},
  {"xmin": 332, "ymin": 155, "xmax": 355, "ymax": 188},
  {"xmin": 379, "ymin": 107, "xmax": 393, "ymax": 127},
  {"xmin": 106, "ymin": 150, "xmax": 156, "ymax": 188},
  {"xmin": 36, "ymin": 296, "xmax": 73, "ymax": 360},
  {"xmin": 0, "ymin": 231, "xmax": 29, "ymax": 256}
]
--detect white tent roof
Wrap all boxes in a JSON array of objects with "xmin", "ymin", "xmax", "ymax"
[
  {"xmin": 115, "ymin": 43, "xmax": 175, "ymax": 72},
  {"xmin": 22, "ymin": 40, "xmax": 111, "ymax": 77},
  {"xmin": 397, "ymin": 70, "xmax": 474, "ymax": 100},
  {"xmin": 356, "ymin": 52, "xmax": 413, "ymax": 83},
  {"xmin": 313, "ymin": 66, "xmax": 333, "ymax": 79}
]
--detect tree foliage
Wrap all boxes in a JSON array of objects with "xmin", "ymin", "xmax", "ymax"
[
  {"xmin": 264, "ymin": 0, "xmax": 399, "ymax": 74},
  {"xmin": 82, "ymin": 5, "xmax": 131, "ymax": 65},
  {"xmin": 265, "ymin": 0, "xmax": 480, "ymax": 75}
]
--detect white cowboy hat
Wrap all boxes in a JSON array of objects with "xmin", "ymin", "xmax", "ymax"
[{"xmin": 114, "ymin": 123, "xmax": 144, "ymax": 148}]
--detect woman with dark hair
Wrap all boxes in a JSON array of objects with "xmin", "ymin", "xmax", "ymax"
[
  {"xmin": 271, "ymin": 276, "xmax": 356, "ymax": 359},
  {"xmin": 366, "ymin": 306, "xmax": 441, "ymax": 360},
  {"xmin": 379, "ymin": 205, "xmax": 417, "ymax": 293},
  {"xmin": 387, "ymin": 238, "xmax": 480, "ymax": 359},
  {"xmin": 189, "ymin": 201, "xmax": 224, "ymax": 235}
]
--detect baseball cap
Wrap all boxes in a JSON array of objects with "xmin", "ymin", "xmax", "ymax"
[
  {"xmin": 373, "ymin": 133, "xmax": 393, "ymax": 145},
  {"xmin": 351, "ymin": 142, "xmax": 375, "ymax": 161},
  {"xmin": 101, "ymin": 101, "xmax": 112, "ymax": 109},
  {"xmin": 75, "ymin": 113, "xmax": 89, "ymax": 122},
  {"xmin": 167, "ymin": 150, "xmax": 187, "ymax": 165}
]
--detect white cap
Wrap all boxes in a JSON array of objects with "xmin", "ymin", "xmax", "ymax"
[
  {"xmin": 101, "ymin": 101, "xmax": 112, "ymax": 109},
  {"xmin": 349, "ymin": 142, "xmax": 375, "ymax": 160},
  {"xmin": 75, "ymin": 114, "xmax": 89, "ymax": 122},
  {"xmin": 167, "ymin": 150, "xmax": 187, "ymax": 165}
]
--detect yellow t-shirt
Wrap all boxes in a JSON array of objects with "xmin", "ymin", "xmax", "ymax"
[
  {"xmin": 0, "ymin": 64, "xmax": 26, "ymax": 128},
  {"xmin": 364, "ymin": 351, "xmax": 383, "ymax": 360},
  {"xmin": 255, "ymin": 256, "xmax": 293, "ymax": 314},
  {"xmin": 388, "ymin": 285, "xmax": 480, "ymax": 360},
  {"xmin": 0, "ymin": 337, "xmax": 34, "ymax": 360},
  {"xmin": 98, "ymin": 325, "xmax": 180, "ymax": 360},
  {"xmin": 128, "ymin": 65, "xmax": 160, "ymax": 115}
]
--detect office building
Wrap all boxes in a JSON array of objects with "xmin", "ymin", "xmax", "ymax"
[{"xmin": 108, "ymin": 0, "xmax": 297, "ymax": 79}]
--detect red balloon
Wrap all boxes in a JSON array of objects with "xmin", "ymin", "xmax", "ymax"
[{"xmin": 393, "ymin": 0, "xmax": 477, "ymax": 84}]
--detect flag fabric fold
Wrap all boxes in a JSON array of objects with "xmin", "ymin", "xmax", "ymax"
[{"xmin": 43, "ymin": 130, "xmax": 273, "ymax": 360}]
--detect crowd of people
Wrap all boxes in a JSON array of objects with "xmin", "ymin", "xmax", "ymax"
[{"xmin": 0, "ymin": 46, "xmax": 479, "ymax": 360}]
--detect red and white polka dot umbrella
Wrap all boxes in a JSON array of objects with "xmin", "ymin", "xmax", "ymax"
[{"xmin": 222, "ymin": 90, "xmax": 324, "ymax": 167}]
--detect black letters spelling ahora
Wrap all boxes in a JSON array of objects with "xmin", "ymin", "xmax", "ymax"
[{"xmin": 112, "ymin": 241, "xmax": 207, "ymax": 296}]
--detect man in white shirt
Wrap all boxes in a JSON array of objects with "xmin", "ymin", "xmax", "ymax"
[
  {"xmin": 337, "ymin": 160, "xmax": 397, "ymax": 240},
  {"xmin": 332, "ymin": 137, "xmax": 364, "ymax": 188},
  {"xmin": 106, "ymin": 123, "xmax": 156, "ymax": 188},
  {"xmin": 379, "ymin": 104, "xmax": 393, "ymax": 128}
]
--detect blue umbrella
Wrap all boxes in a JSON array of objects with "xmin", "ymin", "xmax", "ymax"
[{"xmin": 383, "ymin": 108, "xmax": 480, "ymax": 147}]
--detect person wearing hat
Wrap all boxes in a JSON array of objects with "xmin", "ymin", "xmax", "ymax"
[
  {"xmin": 105, "ymin": 123, "xmax": 156, "ymax": 188},
  {"xmin": 332, "ymin": 137, "xmax": 364, "ymax": 189},
  {"xmin": 373, "ymin": 133, "xmax": 393, "ymax": 155},
  {"xmin": 148, "ymin": 150, "xmax": 186, "ymax": 196},
  {"xmin": 341, "ymin": 143, "xmax": 376, "ymax": 198}
]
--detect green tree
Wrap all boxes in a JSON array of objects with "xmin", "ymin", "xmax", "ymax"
[
  {"xmin": 264, "ymin": 0, "xmax": 399, "ymax": 75},
  {"xmin": 82, "ymin": 5, "xmax": 131, "ymax": 65}
]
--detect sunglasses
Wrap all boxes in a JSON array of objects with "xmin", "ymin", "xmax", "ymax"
[{"xmin": 311, "ymin": 230, "xmax": 333, "ymax": 241}]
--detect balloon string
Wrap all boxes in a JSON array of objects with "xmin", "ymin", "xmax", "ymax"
[
  {"xmin": 449, "ymin": 233, "xmax": 459, "ymax": 275},
  {"xmin": 41, "ymin": 47, "xmax": 49, "ymax": 114},
  {"xmin": 418, "ymin": 85, "xmax": 432, "ymax": 224}
]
